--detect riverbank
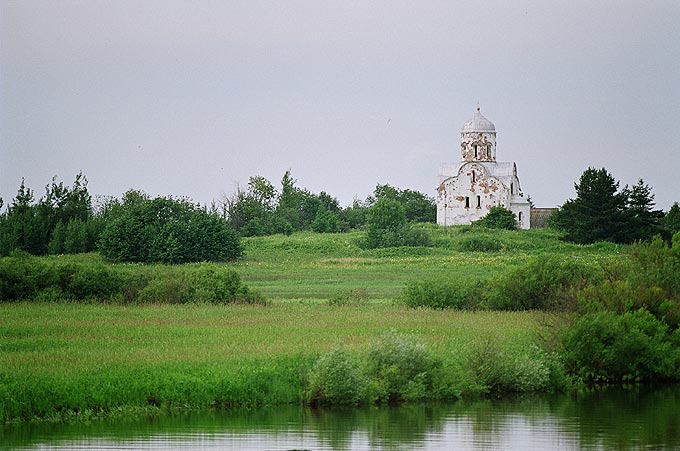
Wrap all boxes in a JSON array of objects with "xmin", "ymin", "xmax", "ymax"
[{"xmin": 1, "ymin": 302, "xmax": 555, "ymax": 423}]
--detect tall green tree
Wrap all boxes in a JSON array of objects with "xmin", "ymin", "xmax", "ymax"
[
  {"xmin": 662, "ymin": 202, "xmax": 680, "ymax": 236},
  {"xmin": 624, "ymin": 179, "xmax": 664, "ymax": 242},
  {"xmin": 276, "ymin": 170, "xmax": 321, "ymax": 231},
  {"xmin": 550, "ymin": 168, "xmax": 629, "ymax": 244},
  {"xmin": 551, "ymin": 169, "xmax": 664, "ymax": 244}
]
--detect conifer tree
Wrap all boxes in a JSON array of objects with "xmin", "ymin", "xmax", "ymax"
[{"xmin": 550, "ymin": 168, "xmax": 629, "ymax": 243}]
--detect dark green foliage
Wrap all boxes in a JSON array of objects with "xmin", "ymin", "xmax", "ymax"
[
  {"xmin": 223, "ymin": 176, "xmax": 279, "ymax": 236},
  {"xmin": 550, "ymin": 168, "xmax": 629, "ymax": 243},
  {"xmin": 364, "ymin": 198, "xmax": 431, "ymax": 249},
  {"xmin": 0, "ymin": 174, "xmax": 97, "ymax": 256},
  {"xmin": 662, "ymin": 202, "xmax": 680, "ymax": 236},
  {"xmin": 311, "ymin": 209, "xmax": 341, "ymax": 233},
  {"xmin": 223, "ymin": 171, "xmax": 345, "ymax": 236},
  {"xmin": 0, "ymin": 254, "xmax": 263, "ymax": 304},
  {"xmin": 562, "ymin": 310, "xmax": 679, "ymax": 383},
  {"xmin": 624, "ymin": 179, "xmax": 664, "ymax": 242},
  {"xmin": 66, "ymin": 264, "xmax": 123, "ymax": 300},
  {"xmin": 98, "ymin": 193, "xmax": 241, "ymax": 264},
  {"xmin": 551, "ymin": 168, "xmax": 662, "ymax": 244},
  {"xmin": 474, "ymin": 206, "xmax": 517, "ymax": 230},
  {"xmin": 560, "ymin": 233, "xmax": 680, "ymax": 384},
  {"xmin": 0, "ymin": 251, "xmax": 45, "ymax": 301},
  {"xmin": 578, "ymin": 235, "xmax": 680, "ymax": 328},
  {"xmin": 486, "ymin": 255, "xmax": 600, "ymax": 311},
  {"xmin": 221, "ymin": 174, "xmax": 434, "ymax": 236},
  {"xmin": 372, "ymin": 184, "xmax": 436, "ymax": 223},
  {"xmin": 402, "ymin": 278, "xmax": 482, "ymax": 310},
  {"xmin": 47, "ymin": 220, "xmax": 66, "ymax": 254}
]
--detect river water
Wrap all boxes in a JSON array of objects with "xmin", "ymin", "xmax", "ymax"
[{"xmin": 3, "ymin": 386, "xmax": 679, "ymax": 450}]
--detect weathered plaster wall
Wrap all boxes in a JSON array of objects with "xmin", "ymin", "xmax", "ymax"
[
  {"xmin": 460, "ymin": 131, "xmax": 496, "ymax": 162},
  {"xmin": 436, "ymin": 163, "xmax": 509, "ymax": 226}
]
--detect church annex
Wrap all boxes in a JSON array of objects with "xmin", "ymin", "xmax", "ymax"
[{"xmin": 436, "ymin": 107, "xmax": 530, "ymax": 229}]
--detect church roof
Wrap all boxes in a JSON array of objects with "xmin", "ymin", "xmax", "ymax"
[{"xmin": 462, "ymin": 107, "xmax": 495, "ymax": 132}]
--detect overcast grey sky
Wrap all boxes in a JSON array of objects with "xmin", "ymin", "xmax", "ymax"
[{"xmin": 2, "ymin": 0, "xmax": 679, "ymax": 211}]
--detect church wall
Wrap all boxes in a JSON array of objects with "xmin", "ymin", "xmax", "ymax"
[{"xmin": 436, "ymin": 164, "xmax": 510, "ymax": 226}]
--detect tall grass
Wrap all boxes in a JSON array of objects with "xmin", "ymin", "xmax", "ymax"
[
  {"xmin": 0, "ymin": 226, "xmax": 629, "ymax": 422},
  {"xmin": 0, "ymin": 303, "xmax": 547, "ymax": 423}
]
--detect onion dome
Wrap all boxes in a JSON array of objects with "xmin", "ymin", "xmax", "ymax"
[{"xmin": 462, "ymin": 106, "xmax": 495, "ymax": 132}]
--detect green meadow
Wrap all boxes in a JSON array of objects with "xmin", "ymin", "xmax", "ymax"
[
  {"xmin": 0, "ymin": 226, "xmax": 623, "ymax": 423},
  {"xmin": 234, "ymin": 226, "xmax": 618, "ymax": 300}
]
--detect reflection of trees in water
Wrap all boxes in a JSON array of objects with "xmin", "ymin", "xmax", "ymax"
[
  {"xmin": 305, "ymin": 403, "xmax": 452, "ymax": 450},
  {"xmin": 556, "ymin": 386, "xmax": 680, "ymax": 450},
  {"xmin": 454, "ymin": 387, "xmax": 680, "ymax": 451},
  {"xmin": 3, "ymin": 387, "xmax": 680, "ymax": 450}
]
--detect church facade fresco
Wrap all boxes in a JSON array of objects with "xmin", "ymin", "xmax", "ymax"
[{"xmin": 436, "ymin": 107, "xmax": 530, "ymax": 229}]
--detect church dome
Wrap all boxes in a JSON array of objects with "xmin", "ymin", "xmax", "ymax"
[{"xmin": 462, "ymin": 107, "xmax": 495, "ymax": 132}]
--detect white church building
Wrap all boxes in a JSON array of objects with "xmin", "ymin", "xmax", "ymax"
[{"xmin": 436, "ymin": 107, "xmax": 530, "ymax": 229}]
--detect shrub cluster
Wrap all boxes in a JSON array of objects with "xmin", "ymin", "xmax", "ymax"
[
  {"xmin": 467, "ymin": 337, "xmax": 566, "ymax": 396},
  {"xmin": 98, "ymin": 195, "xmax": 241, "ymax": 264},
  {"xmin": 562, "ymin": 310, "xmax": 680, "ymax": 384},
  {"xmin": 305, "ymin": 330, "xmax": 565, "ymax": 406},
  {"xmin": 400, "ymin": 235, "xmax": 680, "ymax": 385},
  {"xmin": 305, "ymin": 331, "xmax": 442, "ymax": 406},
  {"xmin": 473, "ymin": 206, "xmax": 517, "ymax": 230},
  {"xmin": 402, "ymin": 255, "xmax": 599, "ymax": 311},
  {"xmin": 454, "ymin": 234, "xmax": 503, "ymax": 252},
  {"xmin": 562, "ymin": 234, "xmax": 680, "ymax": 384},
  {"xmin": 485, "ymin": 255, "xmax": 600, "ymax": 311},
  {"xmin": 363, "ymin": 198, "xmax": 431, "ymax": 249},
  {"xmin": 0, "ymin": 253, "xmax": 264, "ymax": 305}
]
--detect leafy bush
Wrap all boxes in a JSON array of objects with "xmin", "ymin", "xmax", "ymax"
[
  {"xmin": 311, "ymin": 210, "xmax": 341, "ymax": 233},
  {"xmin": 562, "ymin": 310, "xmax": 680, "ymax": 383},
  {"xmin": 363, "ymin": 198, "xmax": 431, "ymax": 249},
  {"xmin": 474, "ymin": 206, "xmax": 517, "ymax": 230},
  {"xmin": 0, "ymin": 254, "xmax": 264, "ymax": 305},
  {"xmin": 467, "ymin": 337, "xmax": 557, "ymax": 396},
  {"xmin": 136, "ymin": 272, "xmax": 192, "ymax": 304},
  {"xmin": 305, "ymin": 348, "xmax": 368, "ymax": 406},
  {"xmin": 65, "ymin": 263, "xmax": 123, "ymax": 300},
  {"xmin": 577, "ymin": 235, "xmax": 680, "ymax": 328},
  {"xmin": 0, "ymin": 251, "xmax": 45, "ymax": 301},
  {"xmin": 365, "ymin": 330, "xmax": 438, "ymax": 403},
  {"xmin": 485, "ymin": 255, "xmax": 600, "ymax": 311},
  {"xmin": 402, "ymin": 278, "xmax": 482, "ymax": 310}
]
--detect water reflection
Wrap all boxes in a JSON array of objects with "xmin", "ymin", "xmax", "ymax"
[{"xmin": 3, "ymin": 386, "xmax": 679, "ymax": 450}]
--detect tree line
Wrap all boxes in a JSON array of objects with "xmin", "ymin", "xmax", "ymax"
[
  {"xmin": 0, "ymin": 171, "xmax": 437, "ymax": 262},
  {"xmin": 2, "ymin": 167, "xmax": 678, "ymax": 262},
  {"xmin": 550, "ymin": 167, "xmax": 680, "ymax": 244},
  {"xmin": 219, "ymin": 170, "xmax": 435, "ymax": 236}
]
